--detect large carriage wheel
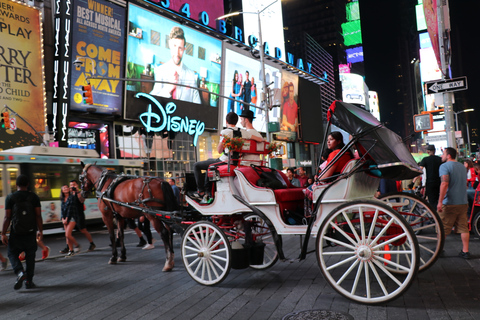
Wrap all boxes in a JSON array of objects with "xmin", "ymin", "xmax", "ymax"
[
  {"xmin": 244, "ymin": 214, "xmax": 278, "ymax": 269},
  {"xmin": 316, "ymin": 200, "xmax": 419, "ymax": 304},
  {"xmin": 472, "ymin": 211, "xmax": 480, "ymax": 238},
  {"xmin": 379, "ymin": 192, "xmax": 444, "ymax": 272},
  {"xmin": 181, "ymin": 221, "xmax": 231, "ymax": 285}
]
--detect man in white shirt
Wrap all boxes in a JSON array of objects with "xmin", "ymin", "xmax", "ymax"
[
  {"xmin": 239, "ymin": 110, "xmax": 263, "ymax": 166},
  {"xmin": 150, "ymin": 26, "xmax": 201, "ymax": 104}
]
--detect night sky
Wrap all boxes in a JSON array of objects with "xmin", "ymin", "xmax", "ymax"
[{"xmin": 360, "ymin": 0, "xmax": 480, "ymax": 149}]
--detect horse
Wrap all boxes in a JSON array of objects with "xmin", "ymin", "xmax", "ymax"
[{"xmin": 79, "ymin": 162, "xmax": 178, "ymax": 271}]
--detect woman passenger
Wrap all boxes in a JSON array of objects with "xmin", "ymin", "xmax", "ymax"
[{"xmin": 317, "ymin": 131, "xmax": 353, "ymax": 181}]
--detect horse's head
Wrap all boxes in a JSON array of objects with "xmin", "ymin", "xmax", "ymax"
[{"xmin": 79, "ymin": 161, "xmax": 96, "ymax": 196}]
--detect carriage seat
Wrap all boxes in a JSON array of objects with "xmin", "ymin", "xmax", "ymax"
[{"xmin": 207, "ymin": 163, "xmax": 238, "ymax": 178}]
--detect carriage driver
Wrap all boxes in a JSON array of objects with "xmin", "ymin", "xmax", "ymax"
[{"xmin": 192, "ymin": 112, "xmax": 263, "ymax": 203}]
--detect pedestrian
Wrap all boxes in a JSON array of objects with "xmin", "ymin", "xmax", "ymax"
[
  {"xmin": 1, "ymin": 174, "xmax": 43, "ymax": 289},
  {"xmin": 169, "ymin": 178, "xmax": 180, "ymax": 205},
  {"xmin": 286, "ymin": 168, "xmax": 301, "ymax": 187},
  {"xmin": 294, "ymin": 167, "xmax": 309, "ymax": 187},
  {"xmin": 437, "ymin": 147, "xmax": 470, "ymax": 259},
  {"xmin": 59, "ymin": 181, "xmax": 96, "ymax": 256},
  {"xmin": 419, "ymin": 144, "xmax": 442, "ymax": 208},
  {"xmin": 1, "ymin": 252, "xmax": 8, "ymax": 271}
]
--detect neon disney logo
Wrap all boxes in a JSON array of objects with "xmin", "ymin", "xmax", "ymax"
[{"xmin": 137, "ymin": 93, "xmax": 205, "ymax": 146}]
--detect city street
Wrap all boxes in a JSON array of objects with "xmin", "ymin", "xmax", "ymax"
[{"xmin": 1, "ymin": 225, "xmax": 480, "ymax": 319}]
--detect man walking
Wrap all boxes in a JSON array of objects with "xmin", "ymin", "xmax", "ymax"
[
  {"xmin": 419, "ymin": 144, "xmax": 442, "ymax": 207},
  {"xmin": 2, "ymin": 175, "xmax": 43, "ymax": 289},
  {"xmin": 437, "ymin": 147, "xmax": 470, "ymax": 259}
]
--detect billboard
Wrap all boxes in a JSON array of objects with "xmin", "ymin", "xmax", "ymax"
[
  {"xmin": 125, "ymin": 4, "xmax": 222, "ymax": 143},
  {"xmin": 341, "ymin": 20, "xmax": 362, "ymax": 47},
  {"xmin": 340, "ymin": 73, "xmax": 366, "ymax": 105},
  {"xmin": 280, "ymin": 71, "xmax": 299, "ymax": 134},
  {"xmin": 0, "ymin": 1, "xmax": 46, "ymax": 149},
  {"xmin": 346, "ymin": 47, "xmax": 364, "ymax": 64},
  {"xmin": 70, "ymin": 0, "xmax": 126, "ymax": 115},
  {"xmin": 242, "ymin": 0, "xmax": 286, "ymax": 63},
  {"xmin": 221, "ymin": 47, "xmax": 281, "ymax": 133}
]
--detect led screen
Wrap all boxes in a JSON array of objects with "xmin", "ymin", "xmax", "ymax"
[
  {"xmin": 70, "ymin": 0, "xmax": 126, "ymax": 115},
  {"xmin": 346, "ymin": 47, "xmax": 364, "ymax": 64},
  {"xmin": 342, "ymin": 20, "xmax": 362, "ymax": 47},
  {"xmin": 125, "ymin": 4, "xmax": 223, "ymax": 135},
  {"xmin": 221, "ymin": 48, "xmax": 281, "ymax": 133},
  {"xmin": 346, "ymin": 2, "xmax": 360, "ymax": 21},
  {"xmin": 297, "ymin": 78, "xmax": 322, "ymax": 143},
  {"xmin": 242, "ymin": 0, "xmax": 286, "ymax": 62},
  {"xmin": 340, "ymin": 73, "xmax": 366, "ymax": 105}
]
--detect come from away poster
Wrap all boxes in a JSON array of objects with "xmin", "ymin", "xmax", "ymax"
[{"xmin": 70, "ymin": 0, "xmax": 126, "ymax": 114}]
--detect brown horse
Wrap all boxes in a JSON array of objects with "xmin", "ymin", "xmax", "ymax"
[{"xmin": 79, "ymin": 162, "xmax": 178, "ymax": 271}]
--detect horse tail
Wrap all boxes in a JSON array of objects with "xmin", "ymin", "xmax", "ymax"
[{"xmin": 161, "ymin": 180, "xmax": 180, "ymax": 211}]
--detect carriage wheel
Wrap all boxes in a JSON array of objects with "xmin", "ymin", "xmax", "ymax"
[
  {"xmin": 244, "ymin": 214, "xmax": 278, "ymax": 269},
  {"xmin": 379, "ymin": 192, "xmax": 444, "ymax": 272},
  {"xmin": 181, "ymin": 221, "xmax": 231, "ymax": 286},
  {"xmin": 316, "ymin": 200, "xmax": 419, "ymax": 304},
  {"xmin": 472, "ymin": 211, "xmax": 480, "ymax": 238}
]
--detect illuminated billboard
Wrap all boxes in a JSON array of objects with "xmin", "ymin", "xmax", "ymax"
[
  {"xmin": 340, "ymin": 73, "xmax": 366, "ymax": 105},
  {"xmin": 0, "ymin": 1, "xmax": 46, "ymax": 149},
  {"xmin": 346, "ymin": 47, "xmax": 364, "ymax": 64},
  {"xmin": 242, "ymin": 0, "xmax": 286, "ymax": 63},
  {"xmin": 70, "ymin": 0, "xmax": 126, "ymax": 115},
  {"xmin": 221, "ymin": 47, "xmax": 282, "ymax": 133},
  {"xmin": 342, "ymin": 20, "xmax": 362, "ymax": 47},
  {"xmin": 125, "ymin": 4, "xmax": 223, "ymax": 140},
  {"xmin": 346, "ymin": 1, "xmax": 360, "ymax": 21}
]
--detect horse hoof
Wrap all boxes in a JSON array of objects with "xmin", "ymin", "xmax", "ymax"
[
  {"xmin": 109, "ymin": 259, "xmax": 117, "ymax": 265},
  {"xmin": 162, "ymin": 266, "xmax": 173, "ymax": 272}
]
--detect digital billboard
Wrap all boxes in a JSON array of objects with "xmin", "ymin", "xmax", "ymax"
[
  {"xmin": 340, "ymin": 73, "xmax": 366, "ymax": 105},
  {"xmin": 125, "ymin": 4, "xmax": 222, "ymax": 142},
  {"xmin": 341, "ymin": 20, "xmax": 362, "ymax": 47},
  {"xmin": 242, "ymin": 0, "xmax": 286, "ymax": 63},
  {"xmin": 0, "ymin": 1, "xmax": 46, "ymax": 149},
  {"xmin": 70, "ymin": 0, "xmax": 126, "ymax": 115},
  {"xmin": 346, "ymin": 47, "xmax": 364, "ymax": 64},
  {"xmin": 280, "ymin": 71, "xmax": 299, "ymax": 135},
  {"xmin": 221, "ymin": 47, "xmax": 281, "ymax": 133}
]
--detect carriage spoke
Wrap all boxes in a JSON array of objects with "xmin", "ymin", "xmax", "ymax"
[
  {"xmin": 326, "ymin": 255, "xmax": 357, "ymax": 271},
  {"xmin": 186, "ymin": 237, "xmax": 202, "ymax": 251},
  {"xmin": 328, "ymin": 222, "xmax": 358, "ymax": 247},
  {"xmin": 367, "ymin": 209, "xmax": 380, "ymax": 243},
  {"xmin": 371, "ymin": 258, "xmax": 404, "ymax": 286},
  {"xmin": 368, "ymin": 260, "xmax": 389, "ymax": 296},
  {"xmin": 350, "ymin": 260, "xmax": 364, "ymax": 295},
  {"xmin": 335, "ymin": 259, "xmax": 359, "ymax": 285},
  {"xmin": 372, "ymin": 232, "xmax": 407, "ymax": 250},
  {"xmin": 375, "ymin": 255, "xmax": 411, "ymax": 273},
  {"xmin": 364, "ymin": 262, "xmax": 371, "ymax": 299},
  {"xmin": 323, "ymin": 235, "xmax": 357, "ymax": 250},
  {"xmin": 370, "ymin": 218, "xmax": 397, "ymax": 247},
  {"xmin": 343, "ymin": 210, "xmax": 361, "ymax": 242}
]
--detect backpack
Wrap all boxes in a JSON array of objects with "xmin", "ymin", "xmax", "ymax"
[{"xmin": 11, "ymin": 192, "xmax": 37, "ymax": 235}]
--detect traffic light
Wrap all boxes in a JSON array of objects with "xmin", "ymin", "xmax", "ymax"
[
  {"xmin": 82, "ymin": 85, "xmax": 94, "ymax": 105},
  {"xmin": 1, "ymin": 112, "xmax": 9, "ymax": 129}
]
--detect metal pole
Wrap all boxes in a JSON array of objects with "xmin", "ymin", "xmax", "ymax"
[
  {"xmin": 257, "ymin": 10, "xmax": 270, "ymax": 142},
  {"xmin": 454, "ymin": 112, "xmax": 458, "ymax": 132},
  {"xmin": 467, "ymin": 122, "xmax": 471, "ymax": 156}
]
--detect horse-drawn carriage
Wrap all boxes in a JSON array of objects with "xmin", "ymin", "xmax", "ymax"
[{"xmin": 80, "ymin": 101, "xmax": 444, "ymax": 305}]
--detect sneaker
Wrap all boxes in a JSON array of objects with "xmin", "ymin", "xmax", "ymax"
[
  {"xmin": 200, "ymin": 195, "xmax": 213, "ymax": 204},
  {"xmin": 459, "ymin": 251, "xmax": 471, "ymax": 259},
  {"xmin": 65, "ymin": 251, "xmax": 75, "ymax": 258},
  {"xmin": 142, "ymin": 243, "xmax": 155, "ymax": 250},
  {"xmin": 136, "ymin": 238, "xmax": 147, "ymax": 247},
  {"xmin": 42, "ymin": 247, "xmax": 50, "ymax": 260},
  {"xmin": 59, "ymin": 246, "xmax": 69, "ymax": 254},
  {"xmin": 192, "ymin": 191, "xmax": 204, "ymax": 199},
  {"xmin": 1, "ymin": 259, "xmax": 7, "ymax": 271},
  {"xmin": 19, "ymin": 252, "xmax": 25, "ymax": 262},
  {"xmin": 25, "ymin": 280, "xmax": 36, "ymax": 289},
  {"xmin": 88, "ymin": 243, "xmax": 96, "ymax": 251},
  {"xmin": 74, "ymin": 245, "xmax": 81, "ymax": 253},
  {"xmin": 14, "ymin": 272, "xmax": 26, "ymax": 290}
]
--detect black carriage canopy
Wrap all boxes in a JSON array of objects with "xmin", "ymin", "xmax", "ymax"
[{"xmin": 327, "ymin": 101, "xmax": 422, "ymax": 180}]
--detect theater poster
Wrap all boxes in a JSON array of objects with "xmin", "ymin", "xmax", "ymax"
[
  {"xmin": 70, "ymin": 0, "xmax": 126, "ymax": 114},
  {"xmin": 0, "ymin": 1, "xmax": 46, "ymax": 150},
  {"xmin": 124, "ymin": 4, "xmax": 222, "ymax": 133}
]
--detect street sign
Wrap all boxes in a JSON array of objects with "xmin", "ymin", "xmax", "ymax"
[
  {"xmin": 425, "ymin": 134, "xmax": 447, "ymax": 142},
  {"xmin": 425, "ymin": 76, "xmax": 468, "ymax": 94}
]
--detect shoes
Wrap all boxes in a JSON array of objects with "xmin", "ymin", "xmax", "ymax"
[
  {"xmin": 19, "ymin": 252, "xmax": 25, "ymax": 262},
  {"xmin": 59, "ymin": 246, "xmax": 69, "ymax": 254},
  {"xmin": 1, "ymin": 259, "xmax": 7, "ymax": 271},
  {"xmin": 142, "ymin": 243, "xmax": 155, "ymax": 250},
  {"xmin": 74, "ymin": 245, "xmax": 81, "ymax": 253},
  {"xmin": 192, "ymin": 191, "xmax": 204, "ymax": 199},
  {"xmin": 137, "ymin": 238, "xmax": 147, "ymax": 247},
  {"xmin": 42, "ymin": 246, "xmax": 50, "ymax": 260},
  {"xmin": 14, "ymin": 272, "xmax": 26, "ymax": 290},
  {"xmin": 200, "ymin": 195, "xmax": 213, "ymax": 204},
  {"xmin": 65, "ymin": 251, "xmax": 75, "ymax": 258},
  {"xmin": 25, "ymin": 280, "xmax": 36, "ymax": 289},
  {"xmin": 459, "ymin": 251, "xmax": 471, "ymax": 259},
  {"xmin": 88, "ymin": 243, "xmax": 96, "ymax": 251}
]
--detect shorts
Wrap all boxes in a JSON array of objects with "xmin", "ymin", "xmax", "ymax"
[
  {"xmin": 439, "ymin": 204, "xmax": 468, "ymax": 235},
  {"xmin": 75, "ymin": 211, "xmax": 87, "ymax": 230}
]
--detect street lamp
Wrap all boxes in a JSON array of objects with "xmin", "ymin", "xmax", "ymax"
[{"xmin": 217, "ymin": 0, "xmax": 278, "ymax": 142}]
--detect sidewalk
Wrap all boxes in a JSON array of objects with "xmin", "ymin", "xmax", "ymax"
[{"xmin": 0, "ymin": 226, "xmax": 479, "ymax": 320}]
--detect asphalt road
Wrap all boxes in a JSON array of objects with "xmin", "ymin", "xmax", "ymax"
[{"xmin": 0, "ymin": 225, "xmax": 479, "ymax": 320}]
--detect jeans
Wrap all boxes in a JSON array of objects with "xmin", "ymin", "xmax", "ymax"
[
  {"xmin": 7, "ymin": 232, "xmax": 37, "ymax": 281},
  {"xmin": 193, "ymin": 158, "xmax": 223, "ymax": 193}
]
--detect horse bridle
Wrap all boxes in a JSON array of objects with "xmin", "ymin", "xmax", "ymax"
[{"xmin": 79, "ymin": 165, "xmax": 116, "ymax": 198}]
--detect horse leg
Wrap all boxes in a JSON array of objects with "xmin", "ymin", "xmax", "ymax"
[
  {"xmin": 117, "ymin": 218, "xmax": 127, "ymax": 262},
  {"xmin": 150, "ymin": 217, "xmax": 174, "ymax": 272},
  {"xmin": 103, "ymin": 212, "xmax": 118, "ymax": 265}
]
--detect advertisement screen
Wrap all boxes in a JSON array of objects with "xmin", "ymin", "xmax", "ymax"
[
  {"xmin": 0, "ymin": 2, "xmax": 46, "ymax": 149},
  {"xmin": 222, "ymin": 48, "xmax": 281, "ymax": 133},
  {"xmin": 298, "ymin": 78, "xmax": 322, "ymax": 143},
  {"xmin": 280, "ymin": 71, "xmax": 299, "ymax": 135},
  {"xmin": 346, "ymin": 47, "xmax": 364, "ymax": 64},
  {"xmin": 340, "ymin": 73, "xmax": 366, "ymax": 105},
  {"xmin": 68, "ymin": 122, "xmax": 110, "ymax": 158},
  {"xmin": 125, "ymin": 4, "xmax": 222, "ymax": 136},
  {"xmin": 341, "ymin": 20, "xmax": 362, "ymax": 47},
  {"xmin": 70, "ymin": 0, "xmax": 126, "ymax": 114},
  {"xmin": 242, "ymin": 0, "xmax": 286, "ymax": 62}
]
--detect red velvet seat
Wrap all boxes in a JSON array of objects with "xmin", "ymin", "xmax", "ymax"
[{"xmin": 208, "ymin": 163, "xmax": 238, "ymax": 178}]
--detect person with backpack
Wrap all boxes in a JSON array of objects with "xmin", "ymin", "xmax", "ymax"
[{"xmin": 1, "ymin": 174, "xmax": 43, "ymax": 289}]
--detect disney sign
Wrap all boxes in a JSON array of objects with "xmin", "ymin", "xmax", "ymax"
[{"xmin": 137, "ymin": 93, "xmax": 205, "ymax": 146}]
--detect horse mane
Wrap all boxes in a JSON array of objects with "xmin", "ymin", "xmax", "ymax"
[
  {"xmin": 84, "ymin": 163, "xmax": 93, "ymax": 171},
  {"xmin": 161, "ymin": 180, "xmax": 180, "ymax": 212}
]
